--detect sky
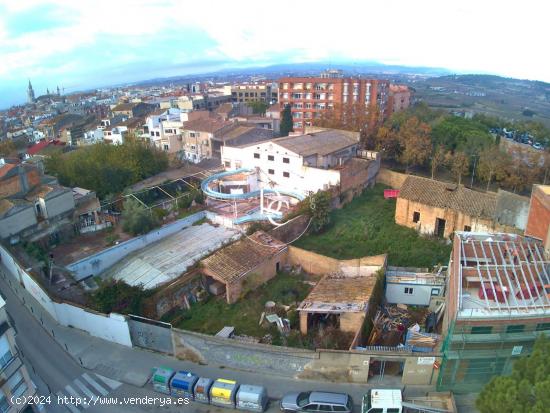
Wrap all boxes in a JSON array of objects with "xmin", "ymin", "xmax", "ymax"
[{"xmin": 1, "ymin": 0, "xmax": 549, "ymax": 108}]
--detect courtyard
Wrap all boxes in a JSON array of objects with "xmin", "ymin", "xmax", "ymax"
[{"xmin": 293, "ymin": 184, "xmax": 452, "ymax": 267}]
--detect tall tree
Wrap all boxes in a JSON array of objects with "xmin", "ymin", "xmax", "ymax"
[
  {"xmin": 477, "ymin": 146, "xmax": 508, "ymax": 190},
  {"xmin": 280, "ymin": 104, "xmax": 294, "ymax": 137},
  {"xmin": 449, "ymin": 151, "xmax": 470, "ymax": 185},
  {"xmin": 476, "ymin": 335, "xmax": 550, "ymax": 413},
  {"xmin": 397, "ymin": 117, "xmax": 432, "ymax": 173},
  {"xmin": 121, "ymin": 198, "xmax": 158, "ymax": 235},
  {"xmin": 430, "ymin": 145, "xmax": 448, "ymax": 180},
  {"xmin": 374, "ymin": 126, "xmax": 400, "ymax": 160}
]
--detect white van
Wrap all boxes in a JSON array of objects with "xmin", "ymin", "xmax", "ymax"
[{"xmin": 361, "ymin": 389, "xmax": 402, "ymax": 413}]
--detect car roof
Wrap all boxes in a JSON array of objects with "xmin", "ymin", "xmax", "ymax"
[{"xmin": 309, "ymin": 392, "xmax": 349, "ymax": 405}]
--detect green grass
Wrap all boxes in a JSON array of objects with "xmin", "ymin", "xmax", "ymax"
[
  {"xmin": 293, "ymin": 184, "xmax": 452, "ymax": 267},
  {"xmin": 167, "ymin": 272, "xmax": 313, "ymax": 337}
]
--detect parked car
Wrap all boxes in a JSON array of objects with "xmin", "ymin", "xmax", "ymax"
[
  {"xmin": 280, "ymin": 391, "xmax": 353, "ymax": 413},
  {"xmin": 532, "ymin": 142, "xmax": 543, "ymax": 150}
]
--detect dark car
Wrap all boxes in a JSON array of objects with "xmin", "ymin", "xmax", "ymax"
[{"xmin": 280, "ymin": 391, "xmax": 353, "ymax": 413}]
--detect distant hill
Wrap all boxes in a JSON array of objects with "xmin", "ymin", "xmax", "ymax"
[{"xmin": 410, "ymin": 74, "xmax": 550, "ymax": 127}]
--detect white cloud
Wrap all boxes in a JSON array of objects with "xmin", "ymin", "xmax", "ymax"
[{"xmin": 1, "ymin": 0, "xmax": 549, "ymax": 85}]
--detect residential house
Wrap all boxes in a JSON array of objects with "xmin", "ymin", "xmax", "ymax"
[
  {"xmin": 111, "ymin": 102, "xmax": 156, "ymax": 118},
  {"xmin": 395, "ymin": 176, "xmax": 530, "ymax": 238},
  {"xmin": 231, "ymin": 82, "xmax": 278, "ymax": 103},
  {"xmin": 221, "ymin": 129, "xmax": 380, "ymax": 197},
  {"xmin": 181, "ymin": 118, "xmax": 232, "ymax": 163}
]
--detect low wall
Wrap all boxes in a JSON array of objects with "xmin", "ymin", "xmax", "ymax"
[
  {"xmin": 288, "ymin": 246, "xmax": 386, "ymax": 276},
  {"xmin": 377, "ymin": 168, "xmax": 408, "ymax": 189},
  {"xmin": 66, "ymin": 210, "xmax": 207, "ymax": 280},
  {"xmin": 0, "ymin": 243, "xmax": 133, "ymax": 347},
  {"xmin": 270, "ymin": 215, "xmax": 310, "ymax": 243}
]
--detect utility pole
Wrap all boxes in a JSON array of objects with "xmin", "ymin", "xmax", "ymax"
[{"xmin": 470, "ymin": 155, "xmax": 478, "ymax": 188}]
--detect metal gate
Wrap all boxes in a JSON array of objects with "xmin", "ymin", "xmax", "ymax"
[{"xmin": 128, "ymin": 314, "xmax": 174, "ymax": 355}]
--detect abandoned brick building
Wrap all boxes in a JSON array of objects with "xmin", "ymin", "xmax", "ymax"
[{"xmin": 395, "ymin": 176, "xmax": 529, "ymax": 238}]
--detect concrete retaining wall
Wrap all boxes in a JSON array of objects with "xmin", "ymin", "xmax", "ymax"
[
  {"xmin": 377, "ymin": 168, "xmax": 408, "ymax": 189},
  {"xmin": 0, "ymin": 243, "xmax": 133, "ymax": 347},
  {"xmin": 66, "ymin": 211, "xmax": 206, "ymax": 280}
]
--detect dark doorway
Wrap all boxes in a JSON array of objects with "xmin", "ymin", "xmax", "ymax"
[
  {"xmin": 435, "ymin": 218, "xmax": 446, "ymax": 237},
  {"xmin": 276, "ymin": 262, "xmax": 280, "ymax": 272}
]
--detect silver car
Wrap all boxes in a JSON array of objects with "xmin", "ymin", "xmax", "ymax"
[{"xmin": 280, "ymin": 391, "xmax": 353, "ymax": 413}]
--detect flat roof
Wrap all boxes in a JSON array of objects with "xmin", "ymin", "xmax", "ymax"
[
  {"xmin": 101, "ymin": 223, "xmax": 240, "ymax": 289},
  {"xmin": 453, "ymin": 232, "xmax": 550, "ymax": 319},
  {"xmin": 271, "ymin": 130, "xmax": 359, "ymax": 157},
  {"xmin": 298, "ymin": 273, "xmax": 377, "ymax": 313}
]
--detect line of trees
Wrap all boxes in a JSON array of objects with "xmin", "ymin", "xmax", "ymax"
[
  {"xmin": 314, "ymin": 102, "xmax": 550, "ymax": 193},
  {"xmin": 45, "ymin": 140, "xmax": 169, "ymax": 198}
]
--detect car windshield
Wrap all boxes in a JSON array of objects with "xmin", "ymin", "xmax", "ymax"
[{"xmin": 297, "ymin": 392, "xmax": 311, "ymax": 407}]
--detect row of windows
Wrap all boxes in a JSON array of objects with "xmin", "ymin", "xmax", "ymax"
[
  {"xmin": 470, "ymin": 323, "xmax": 550, "ymax": 334},
  {"xmin": 281, "ymin": 83, "xmax": 335, "ymax": 91},
  {"xmin": 266, "ymin": 169, "xmax": 290, "ymax": 178},
  {"xmin": 253, "ymin": 153, "xmax": 290, "ymax": 163}
]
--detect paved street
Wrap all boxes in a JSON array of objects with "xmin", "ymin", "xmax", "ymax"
[{"xmin": 0, "ymin": 266, "xmax": 476, "ymax": 413}]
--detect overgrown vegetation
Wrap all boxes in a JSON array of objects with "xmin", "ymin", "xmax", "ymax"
[
  {"xmin": 168, "ymin": 272, "xmax": 313, "ymax": 338},
  {"xmin": 293, "ymin": 184, "xmax": 451, "ymax": 267},
  {"xmin": 476, "ymin": 334, "xmax": 550, "ymax": 413},
  {"xmin": 45, "ymin": 141, "xmax": 168, "ymax": 198},
  {"xmin": 90, "ymin": 279, "xmax": 150, "ymax": 315},
  {"xmin": 121, "ymin": 198, "xmax": 159, "ymax": 235},
  {"xmin": 247, "ymin": 101, "xmax": 269, "ymax": 115}
]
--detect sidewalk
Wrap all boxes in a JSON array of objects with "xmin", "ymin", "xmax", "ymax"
[{"xmin": 0, "ymin": 264, "xmax": 437, "ymax": 402}]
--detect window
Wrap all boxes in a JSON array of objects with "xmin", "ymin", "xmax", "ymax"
[
  {"xmin": 254, "ymin": 153, "xmax": 260, "ymax": 159},
  {"xmin": 292, "ymin": 93, "xmax": 302, "ymax": 99},
  {"xmin": 430, "ymin": 288, "xmax": 441, "ymax": 296},
  {"xmin": 283, "ymin": 172, "xmax": 290, "ymax": 178},
  {"xmin": 268, "ymin": 155, "xmax": 274, "ymax": 161},
  {"xmin": 464, "ymin": 225, "xmax": 472, "ymax": 232},
  {"xmin": 333, "ymin": 407, "xmax": 347, "ymax": 412},
  {"xmin": 471, "ymin": 326, "xmax": 493, "ymax": 334},
  {"xmin": 268, "ymin": 169, "xmax": 274, "ymax": 175},
  {"xmin": 319, "ymin": 405, "xmax": 332, "ymax": 411},
  {"xmin": 404, "ymin": 287, "xmax": 414, "ymax": 295},
  {"xmin": 506, "ymin": 325, "xmax": 525, "ymax": 333},
  {"xmin": 412, "ymin": 211, "xmax": 420, "ymax": 223},
  {"xmin": 163, "ymin": 144, "xmax": 169, "ymax": 151},
  {"xmin": 8, "ymin": 371, "xmax": 26, "ymax": 398},
  {"xmin": 304, "ymin": 405, "xmax": 319, "ymax": 411},
  {"xmin": 536, "ymin": 323, "xmax": 550, "ymax": 332},
  {"xmin": 283, "ymin": 157, "xmax": 290, "ymax": 164},
  {"xmin": 0, "ymin": 396, "xmax": 8, "ymax": 413},
  {"xmin": 369, "ymin": 409, "xmax": 383, "ymax": 413},
  {"xmin": 224, "ymin": 161, "xmax": 231, "ymax": 167},
  {"xmin": 0, "ymin": 335, "xmax": 12, "ymax": 369}
]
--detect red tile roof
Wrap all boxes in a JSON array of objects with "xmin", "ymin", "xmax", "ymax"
[{"xmin": 27, "ymin": 140, "xmax": 50, "ymax": 155}]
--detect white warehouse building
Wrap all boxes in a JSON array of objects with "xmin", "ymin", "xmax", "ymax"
[{"xmin": 220, "ymin": 130, "xmax": 361, "ymax": 196}]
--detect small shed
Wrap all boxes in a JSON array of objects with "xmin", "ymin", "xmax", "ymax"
[
  {"xmin": 236, "ymin": 384, "xmax": 268, "ymax": 412},
  {"xmin": 385, "ymin": 266, "xmax": 446, "ymax": 306}
]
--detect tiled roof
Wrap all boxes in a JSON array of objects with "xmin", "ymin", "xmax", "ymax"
[
  {"xmin": 398, "ymin": 175, "xmax": 496, "ymax": 219},
  {"xmin": 182, "ymin": 118, "xmax": 231, "ymax": 134},
  {"xmin": 272, "ymin": 129, "xmax": 359, "ymax": 157},
  {"xmin": 201, "ymin": 231, "xmax": 286, "ymax": 283},
  {"xmin": 0, "ymin": 163, "xmax": 18, "ymax": 179},
  {"xmin": 112, "ymin": 103, "xmax": 136, "ymax": 112}
]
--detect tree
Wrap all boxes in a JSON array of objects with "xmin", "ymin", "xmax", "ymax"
[
  {"xmin": 0, "ymin": 140, "xmax": 16, "ymax": 157},
  {"xmin": 374, "ymin": 126, "xmax": 400, "ymax": 160},
  {"xmin": 397, "ymin": 117, "xmax": 432, "ymax": 173},
  {"xmin": 477, "ymin": 147, "xmax": 509, "ymax": 190},
  {"xmin": 280, "ymin": 104, "xmax": 293, "ymax": 137},
  {"xmin": 449, "ymin": 151, "xmax": 470, "ymax": 185},
  {"xmin": 91, "ymin": 280, "xmax": 148, "ymax": 315},
  {"xmin": 121, "ymin": 198, "xmax": 158, "ymax": 236},
  {"xmin": 476, "ymin": 335, "xmax": 550, "ymax": 413},
  {"xmin": 430, "ymin": 145, "xmax": 448, "ymax": 180},
  {"xmin": 247, "ymin": 101, "xmax": 269, "ymax": 115},
  {"xmin": 309, "ymin": 191, "xmax": 331, "ymax": 233}
]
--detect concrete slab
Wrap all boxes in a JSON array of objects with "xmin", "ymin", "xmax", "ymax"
[{"xmin": 101, "ymin": 223, "xmax": 240, "ymax": 289}]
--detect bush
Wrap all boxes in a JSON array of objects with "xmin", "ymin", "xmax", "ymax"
[
  {"xmin": 121, "ymin": 198, "xmax": 158, "ymax": 236},
  {"xmin": 193, "ymin": 190, "xmax": 205, "ymax": 205},
  {"xmin": 91, "ymin": 279, "xmax": 148, "ymax": 315},
  {"xmin": 152, "ymin": 207, "xmax": 168, "ymax": 221},
  {"xmin": 177, "ymin": 195, "xmax": 193, "ymax": 210}
]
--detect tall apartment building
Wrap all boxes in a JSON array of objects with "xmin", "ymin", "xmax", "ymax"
[
  {"xmin": 278, "ymin": 71, "xmax": 390, "ymax": 133},
  {"xmin": 0, "ymin": 295, "xmax": 35, "ymax": 412},
  {"xmin": 231, "ymin": 83, "xmax": 278, "ymax": 104}
]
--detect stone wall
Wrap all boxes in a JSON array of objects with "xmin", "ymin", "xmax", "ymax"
[
  {"xmin": 288, "ymin": 246, "xmax": 386, "ymax": 276},
  {"xmin": 377, "ymin": 168, "xmax": 408, "ymax": 189},
  {"xmin": 270, "ymin": 215, "xmax": 310, "ymax": 244}
]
